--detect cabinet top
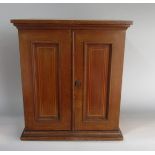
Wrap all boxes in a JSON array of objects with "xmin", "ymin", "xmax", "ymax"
[{"xmin": 11, "ymin": 19, "xmax": 133, "ymax": 30}]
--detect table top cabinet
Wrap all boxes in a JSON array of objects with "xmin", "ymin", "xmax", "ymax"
[{"xmin": 11, "ymin": 19, "xmax": 132, "ymax": 140}]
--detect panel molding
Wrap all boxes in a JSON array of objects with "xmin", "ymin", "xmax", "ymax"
[
  {"xmin": 83, "ymin": 42, "xmax": 112, "ymax": 122},
  {"xmin": 31, "ymin": 41, "xmax": 60, "ymax": 122}
]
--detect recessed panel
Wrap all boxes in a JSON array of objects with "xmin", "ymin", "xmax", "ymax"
[
  {"xmin": 32, "ymin": 42, "xmax": 59, "ymax": 121},
  {"xmin": 83, "ymin": 43, "xmax": 111, "ymax": 121}
]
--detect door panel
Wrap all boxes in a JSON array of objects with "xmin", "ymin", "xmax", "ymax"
[
  {"xmin": 73, "ymin": 30, "xmax": 125, "ymax": 130},
  {"xmin": 83, "ymin": 43, "xmax": 111, "ymax": 121},
  {"xmin": 19, "ymin": 30, "xmax": 71, "ymax": 130},
  {"xmin": 32, "ymin": 42, "xmax": 59, "ymax": 121}
]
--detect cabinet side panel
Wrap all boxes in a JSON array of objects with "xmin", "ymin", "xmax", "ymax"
[{"xmin": 32, "ymin": 42, "xmax": 59, "ymax": 121}]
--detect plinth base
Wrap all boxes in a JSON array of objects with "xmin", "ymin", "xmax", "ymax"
[{"xmin": 21, "ymin": 129, "xmax": 123, "ymax": 141}]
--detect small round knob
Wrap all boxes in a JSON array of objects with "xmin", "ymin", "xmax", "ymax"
[{"xmin": 75, "ymin": 80, "xmax": 81, "ymax": 88}]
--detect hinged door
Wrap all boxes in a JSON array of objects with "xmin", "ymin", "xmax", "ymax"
[
  {"xmin": 73, "ymin": 30, "xmax": 125, "ymax": 130},
  {"xmin": 19, "ymin": 30, "xmax": 72, "ymax": 130}
]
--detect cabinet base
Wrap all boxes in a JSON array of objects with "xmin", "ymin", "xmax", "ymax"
[{"xmin": 21, "ymin": 129, "xmax": 123, "ymax": 141}]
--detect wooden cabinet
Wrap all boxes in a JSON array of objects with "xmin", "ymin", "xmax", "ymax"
[{"xmin": 11, "ymin": 19, "xmax": 132, "ymax": 140}]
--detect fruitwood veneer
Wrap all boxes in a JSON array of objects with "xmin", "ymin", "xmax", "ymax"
[{"xmin": 11, "ymin": 19, "xmax": 132, "ymax": 140}]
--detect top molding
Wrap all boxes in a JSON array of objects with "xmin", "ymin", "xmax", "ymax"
[{"xmin": 11, "ymin": 19, "xmax": 133, "ymax": 30}]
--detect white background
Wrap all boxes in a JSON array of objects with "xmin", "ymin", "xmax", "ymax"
[{"xmin": 0, "ymin": 3, "xmax": 155, "ymax": 150}]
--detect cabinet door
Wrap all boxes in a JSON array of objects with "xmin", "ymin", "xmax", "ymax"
[
  {"xmin": 19, "ymin": 30, "xmax": 71, "ymax": 130},
  {"xmin": 74, "ymin": 30, "xmax": 125, "ymax": 130}
]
